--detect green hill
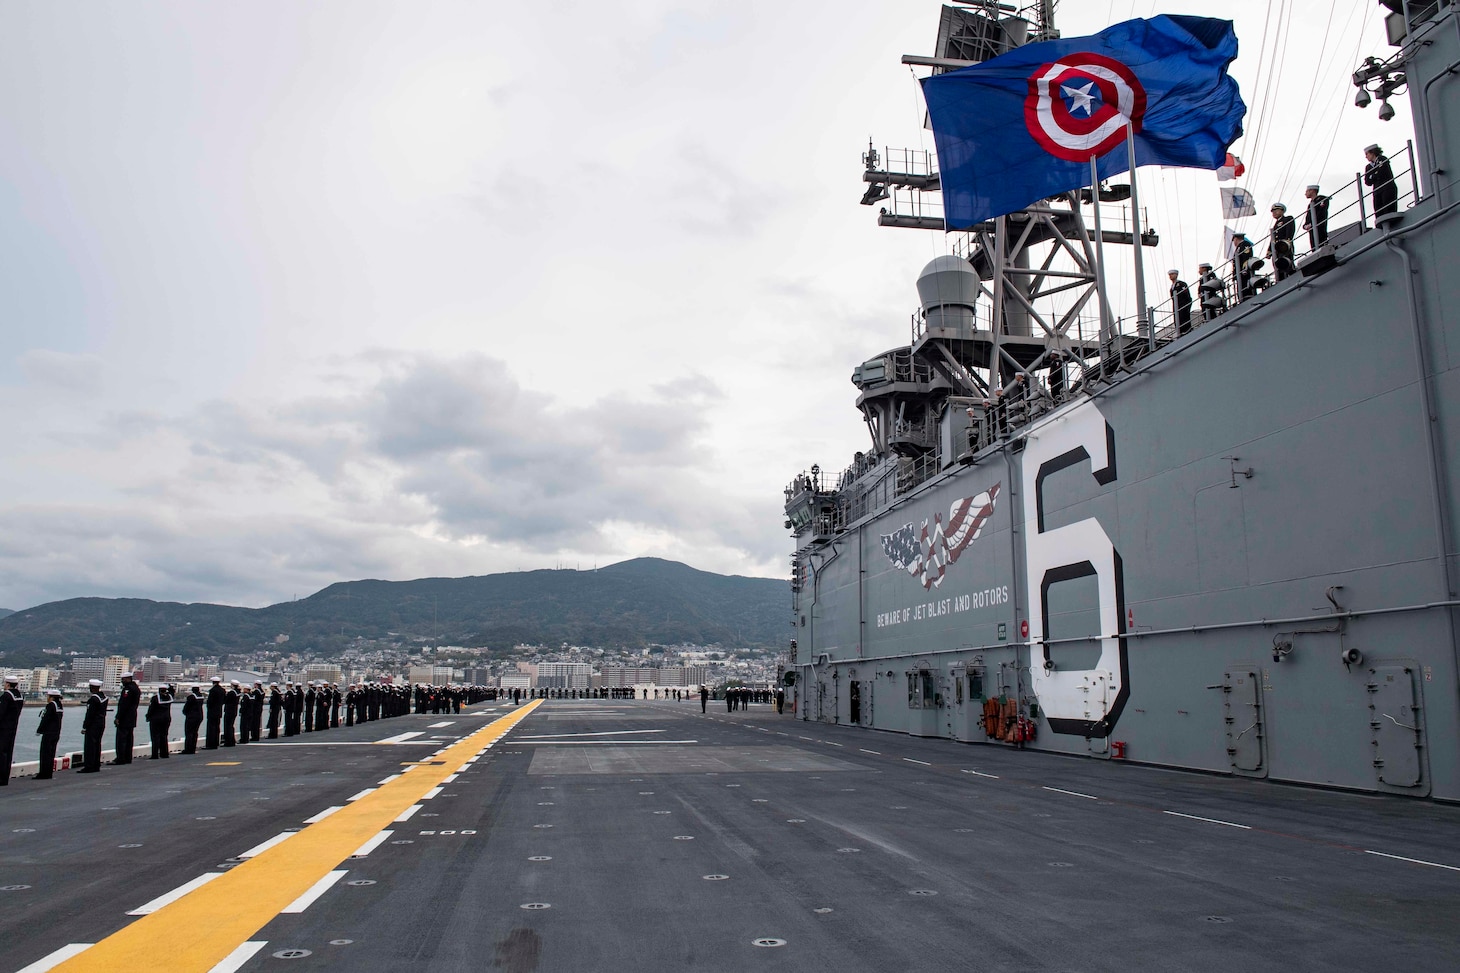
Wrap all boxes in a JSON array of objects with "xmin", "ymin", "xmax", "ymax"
[{"xmin": 0, "ymin": 559, "xmax": 788, "ymax": 665}]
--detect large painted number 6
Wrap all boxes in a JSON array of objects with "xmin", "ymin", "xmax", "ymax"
[{"xmin": 1022, "ymin": 403, "xmax": 1129, "ymax": 738}]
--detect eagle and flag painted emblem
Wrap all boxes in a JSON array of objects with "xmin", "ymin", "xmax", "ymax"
[
  {"xmin": 881, "ymin": 484, "xmax": 1000, "ymax": 589},
  {"xmin": 920, "ymin": 15, "xmax": 1245, "ymax": 228}
]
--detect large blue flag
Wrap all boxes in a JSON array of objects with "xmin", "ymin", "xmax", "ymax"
[{"xmin": 921, "ymin": 15, "xmax": 1245, "ymax": 229}]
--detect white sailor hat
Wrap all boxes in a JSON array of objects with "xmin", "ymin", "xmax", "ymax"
[
  {"xmin": 1198, "ymin": 261, "xmax": 1212, "ymax": 269},
  {"xmin": 210, "ymin": 676, "xmax": 222, "ymax": 682},
  {"xmin": 1365, "ymin": 143, "xmax": 1382, "ymax": 154},
  {"xmin": 3, "ymin": 674, "xmax": 17, "ymax": 683},
  {"xmin": 1306, "ymin": 184, "xmax": 1320, "ymax": 191},
  {"xmin": 1167, "ymin": 268, "xmax": 1179, "ymax": 275},
  {"xmin": 1270, "ymin": 202, "xmax": 1286, "ymax": 212},
  {"xmin": 46, "ymin": 688, "xmax": 62, "ymax": 696},
  {"xmin": 89, "ymin": 678, "xmax": 103, "ymax": 687},
  {"xmin": 230, "ymin": 679, "xmax": 240, "ymax": 686},
  {"xmin": 121, "ymin": 671, "xmax": 134, "ymax": 678},
  {"xmin": 270, "ymin": 682, "xmax": 278, "ymax": 688}
]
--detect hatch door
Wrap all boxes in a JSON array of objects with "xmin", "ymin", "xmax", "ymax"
[{"xmin": 1368, "ymin": 666, "xmax": 1424, "ymax": 788}]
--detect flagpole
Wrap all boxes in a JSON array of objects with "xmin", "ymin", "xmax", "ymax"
[
  {"xmin": 991, "ymin": 217, "xmax": 1006, "ymax": 392},
  {"xmin": 1088, "ymin": 153, "xmax": 1113, "ymax": 379},
  {"xmin": 1126, "ymin": 120, "xmax": 1152, "ymax": 353}
]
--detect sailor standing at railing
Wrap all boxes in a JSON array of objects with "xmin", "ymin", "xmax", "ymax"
[
  {"xmin": 1304, "ymin": 185, "xmax": 1330, "ymax": 248},
  {"xmin": 34, "ymin": 689, "xmax": 62, "ymax": 779},
  {"xmin": 1198, "ymin": 263, "xmax": 1226, "ymax": 320},
  {"xmin": 112, "ymin": 672, "xmax": 140, "ymax": 764},
  {"xmin": 1168, "ymin": 270, "xmax": 1193, "ymax": 335},
  {"xmin": 0, "ymin": 675, "xmax": 23, "ymax": 785},
  {"xmin": 1269, "ymin": 204, "xmax": 1296, "ymax": 282},
  {"xmin": 145, "ymin": 683, "xmax": 173, "ymax": 759},
  {"xmin": 1365, "ymin": 145, "xmax": 1398, "ymax": 219},
  {"xmin": 182, "ymin": 683, "xmax": 205, "ymax": 753},
  {"xmin": 78, "ymin": 679, "xmax": 107, "ymax": 773}
]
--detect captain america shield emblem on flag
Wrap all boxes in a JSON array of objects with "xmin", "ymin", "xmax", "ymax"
[{"xmin": 1024, "ymin": 52, "xmax": 1147, "ymax": 163}]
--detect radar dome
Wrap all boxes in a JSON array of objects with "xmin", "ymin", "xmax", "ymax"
[{"xmin": 916, "ymin": 255, "xmax": 979, "ymax": 331}]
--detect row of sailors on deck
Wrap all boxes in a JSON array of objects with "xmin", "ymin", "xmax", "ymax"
[
  {"xmin": 0, "ymin": 672, "xmax": 494, "ymax": 783},
  {"xmin": 1167, "ymin": 146, "xmax": 1400, "ymax": 335}
]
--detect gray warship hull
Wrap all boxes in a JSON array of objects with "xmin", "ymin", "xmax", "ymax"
[{"xmin": 786, "ymin": 1, "xmax": 1460, "ymax": 801}]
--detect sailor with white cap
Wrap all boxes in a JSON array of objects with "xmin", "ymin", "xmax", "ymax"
[
  {"xmin": 35, "ymin": 689, "xmax": 64, "ymax": 779},
  {"xmin": 1364, "ymin": 144, "xmax": 1398, "ymax": 219},
  {"xmin": 302, "ymin": 677, "xmax": 316, "ymax": 730},
  {"xmin": 78, "ymin": 679, "xmax": 107, "ymax": 773},
  {"xmin": 1268, "ymin": 202, "xmax": 1296, "ymax": 282},
  {"xmin": 1303, "ymin": 184, "xmax": 1329, "ymax": 248},
  {"xmin": 182, "ymin": 683, "xmax": 206, "ymax": 754},
  {"xmin": 267, "ymin": 682, "xmax": 283, "ymax": 739},
  {"xmin": 249, "ymin": 681, "xmax": 265, "ymax": 742},
  {"xmin": 204, "ymin": 676, "xmax": 225, "ymax": 750},
  {"xmin": 222, "ymin": 679, "xmax": 241, "ymax": 747},
  {"xmin": 1197, "ymin": 262, "xmax": 1226, "ymax": 320},
  {"xmin": 0, "ymin": 674, "xmax": 23, "ymax": 785},
  {"xmin": 145, "ymin": 682, "xmax": 174, "ymax": 759},
  {"xmin": 111, "ymin": 671, "xmax": 141, "ymax": 765},
  {"xmin": 1167, "ymin": 268, "xmax": 1193, "ymax": 335}
]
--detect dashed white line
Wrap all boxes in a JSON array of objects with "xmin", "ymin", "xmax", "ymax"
[
  {"xmin": 126, "ymin": 873, "xmax": 224, "ymax": 915},
  {"xmin": 422, "ymin": 786, "xmax": 444, "ymax": 800},
  {"xmin": 377, "ymin": 774, "xmax": 401, "ymax": 785},
  {"xmin": 442, "ymin": 773, "xmax": 459, "ymax": 783},
  {"xmin": 375, "ymin": 731, "xmax": 424, "ymax": 744},
  {"xmin": 347, "ymin": 788, "xmax": 376, "ymax": 802},
  {"xmin": 1043, "ymin": 786, "xmax": 1099, "ymax": 801},
  {"xmin": 962, "ymin": 770, "xmax": 1000, "ymax": 779},
  {"xmin": 350, "ymin": 830, "xmax": 394, "ymax": 858},
  {"xmin": 238, "ymin": 831, "xmax": 294, "ymax": 859},
  {"xmin": 798, "ymin": 736, "xmax": 814, "ymax": 741},
  {"xmin": 303, "ymin": 805, "xmax": 344, "ymax": 824},
  {"xmin": 903, "ymin": 758, "xmax": 932, "ymax": 766},
  {"xmin": 281, "ymin": 870, "xmax": 348, "ymax": 913},
  {"xmin": 395, "ymin": 804, "xmax": 423, "ymax": 822},
  {"xmin": 207, "ymin": 940, "xmax": 269, "ymax": 973},
  {"xmin": 825, "ymin": 742, "xmax": 844, "ymax": 747},
  {"xmin": 16, "ymin": 944, "xmax": 94, "ymax": 972},
  {"xmin": 1162, "ymin": 810, "xmax": 1251, "ymax": 829},
  {"xmin": 859, "ymin": 749, "xmax": 882, "ymax": 755},
  {"xmin": 428, "ymin": 721, "xmax": 456, "ymax": 728},
  {"xmin": 1363, "ymin": 850, "xmax": 1460, "ymax": 871}
]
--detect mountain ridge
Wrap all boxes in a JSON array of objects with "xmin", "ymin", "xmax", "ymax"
[{"xmin": 0, "ymin": 558, "xmax": 789, "ymax": 666}]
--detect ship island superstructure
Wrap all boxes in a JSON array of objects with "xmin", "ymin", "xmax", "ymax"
[{"xmin": 784, "ymin": 0, "xmax": 1460, "ymax": 799}]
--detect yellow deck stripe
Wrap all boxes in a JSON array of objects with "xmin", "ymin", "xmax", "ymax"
[{"xmin": 55, "ymin": 700, "xmax": 542, "ymax": 973}]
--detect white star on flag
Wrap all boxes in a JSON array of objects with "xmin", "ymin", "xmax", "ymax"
[{"xmin": 1060, "ymin": 81, "xmax": 1097, "ymax": 116}]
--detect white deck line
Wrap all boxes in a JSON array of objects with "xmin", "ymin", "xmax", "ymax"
[
  {"xmin": 351, "ymin": 830, "xmax": 394, "ymax": 858},
  {"xmin": 207, "ymin": 941, "xmax": 269, "ymax": 973},
  {"xmin": 442, "ymin": 773, "xmax": 459, "ymax": 783},
  {"xmin": 422, "ymin": 786, "xmax": 443, "ymax": 800},
  {"xmin": 303, "ymin": 805, "xmax": 344, "ymax": 824},
  {"xmin": 377, "ymin": 774, "xmax": 401, "ymax": 785},
  {"xmin": 281, "ymin": 870, "xmax": 348, "ymax": 913},
  {"xmin": 515, "ymin": 740, "xmax": 698, "ymax": 745},
  {"xmin": 517, "ymin": 729, "xmax": 666, "ymax": 739},
  {"xmin": 1364, "ymin": 849, "xmax": 1460, "ymax": 872},
  {"xmin": 1043, "ymin": 786, "xmax": 1099, "ymax": 800},
  {"xmin": 1162, "ymin": 810, "xmax": 1252, "ymax": 829},
  {"xmin": 347, "ymin": 787, "xmax": 376, "ymax": 802},
  {"xmin": 428, "ymin": 721, "xmax": 455, "ymax": 728},
  {"xmin": 374, "ymin": 731, "xmax": 424, "ymax": 744},
  {"xmin": 962, "ymin": 769, "xmax": 1000, "ymax": 779},
  {"xmin": 239, "ymin": 831, "xmax": 294, "ymax": 859},
  {"xmin": 16, "ymin": 944, "xmax": 94, "ymax": 972},
  {"xmin": 903, "ymin": 758, "xmax": 932, "ymax": 766},
  {"xmin": 126, "ymin": 872, "xmax": 224, "ymax": 915},
  {"xmin": 395, "ymin": 804, "xmax": 423, "ymax": 822}
]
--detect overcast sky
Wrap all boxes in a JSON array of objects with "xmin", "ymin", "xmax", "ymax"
[{"xmin": 0, "ymin": 1, "xmax": 1405, "ymax": 610}]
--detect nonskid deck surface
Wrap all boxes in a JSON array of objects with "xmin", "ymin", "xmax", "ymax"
[{"xmin": 3, "ymin": 701, "xmax": 1459, "ymax": 973}]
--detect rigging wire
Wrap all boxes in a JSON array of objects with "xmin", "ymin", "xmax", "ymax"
[{"xmin": 1270, "ymin": 0, "xmax": 1341, "ymax": 206}]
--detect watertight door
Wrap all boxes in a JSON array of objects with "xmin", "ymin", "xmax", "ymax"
[
  {"xmin": 1368, "ymin": 666, "xmax": 1424, "ymax": 788},
  {"xmin": 849, "ymin": 680, "xmax": 862, "ymax": 726},
  {"xmin": 1222, "ymin": 669, "xmax": 1266, "ymax": 774}
]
